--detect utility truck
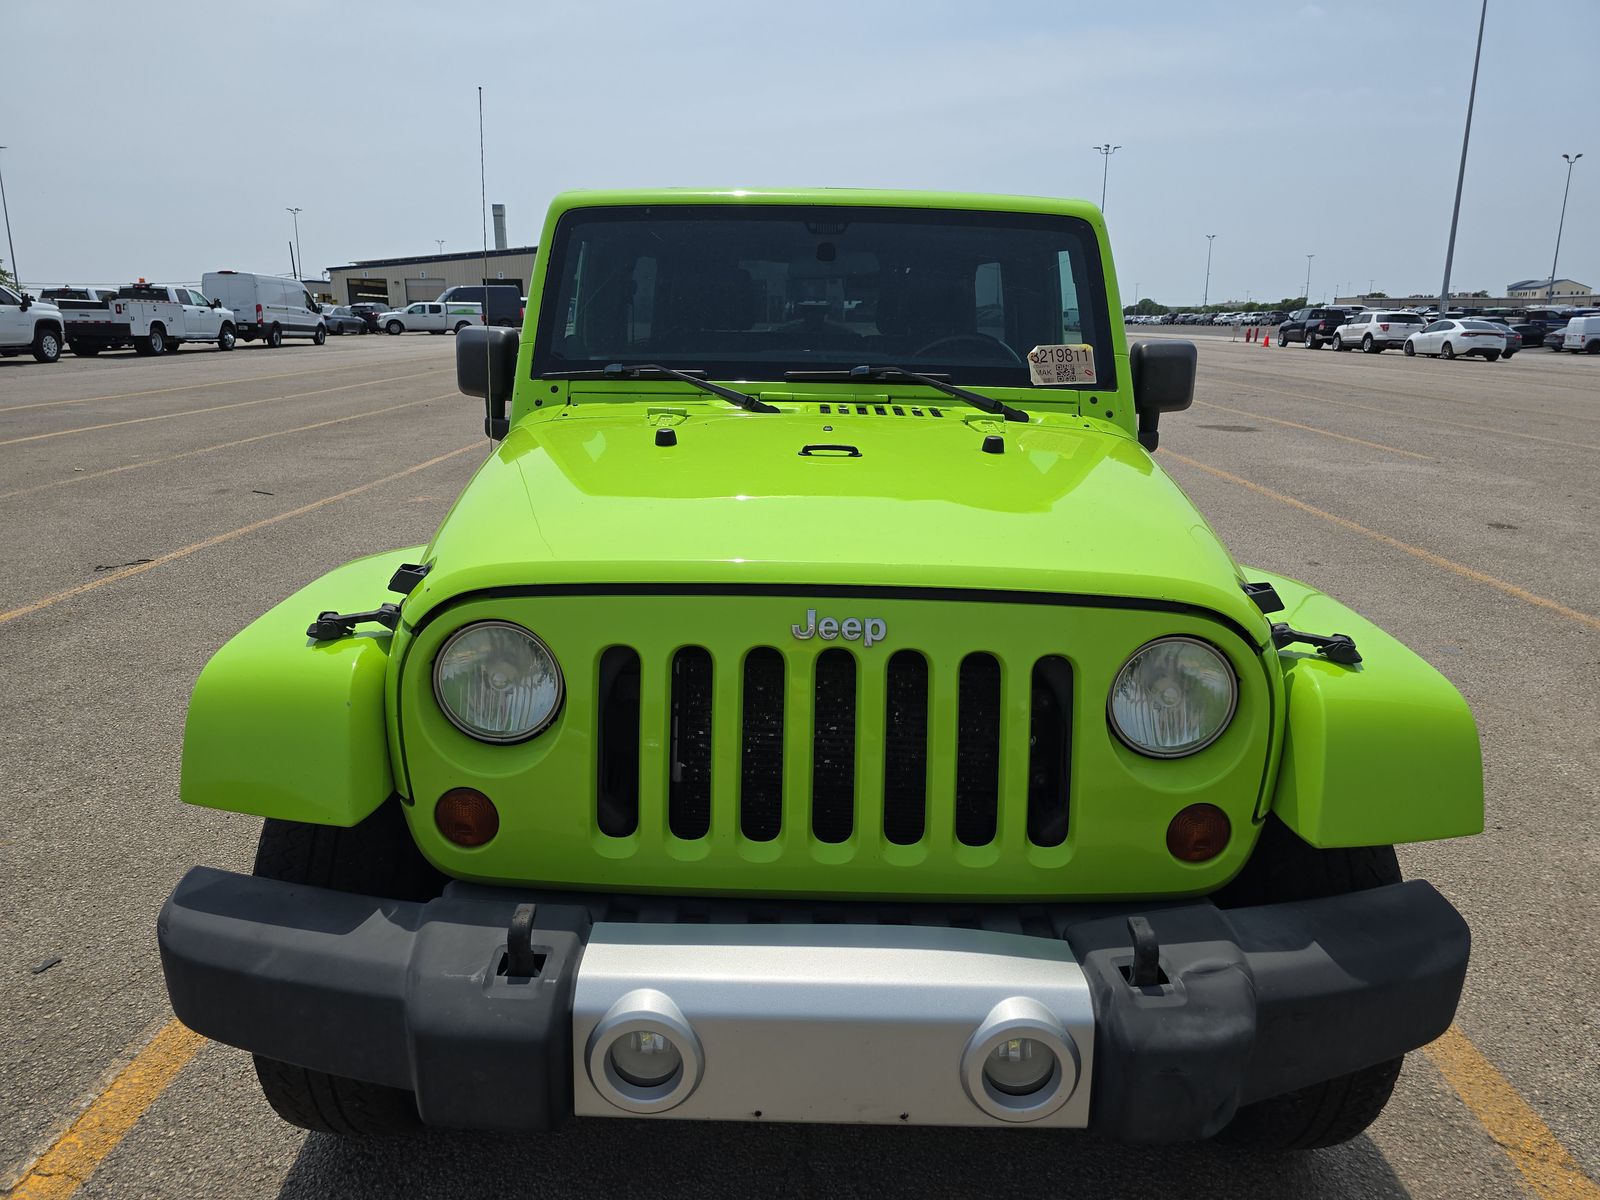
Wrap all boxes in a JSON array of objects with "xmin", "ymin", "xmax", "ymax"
[
  {"xmin": 160, "ymin": 189, "xmax": 1481, "ymax": 1151},
  {"xmin": 58, "ymin": 282, "xmax": 238, "ymax": 355}
]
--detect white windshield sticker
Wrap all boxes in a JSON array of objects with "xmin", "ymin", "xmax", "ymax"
[{"xmin": 1027, "ymin": 343, "xmax": 1097, "ymax": 386}]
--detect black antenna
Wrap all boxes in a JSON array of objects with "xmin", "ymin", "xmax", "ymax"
[{"xmin": 479, "ymin": 86, "xmax": 494, "ymax": 446}]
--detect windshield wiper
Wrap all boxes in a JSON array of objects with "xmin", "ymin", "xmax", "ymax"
[
  {"xmin": 783, "ymin": 365, "xmax": 1027, "ymax": 423},
  {"xmin": 545, "ymin": 363, "xmax": 777, "ymax": 413}
]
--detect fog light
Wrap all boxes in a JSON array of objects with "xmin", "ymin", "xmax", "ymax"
[
  {"xmin": 1166, "ymin": 802, "xmax": 1230, "ymax": 862},
  {"xmin": 961, "ymin": 996, "xmax": 1080, "ymax": 1123},
  {"xmin": 585, "ymin": 989, "xmax": 704, "ymax": 1114},
  {"xmin": 983, "ymin": 1037, "xmax": 1057, "ymax": 1097},
  {"xmin": 609, "ymin": 1031, "xmax": 682, "ymax": 1088},
  {"xmin": 435, "ymin": 788, "xmax": 499, "ymax": 847}
]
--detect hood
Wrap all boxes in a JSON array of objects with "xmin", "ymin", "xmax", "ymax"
[{"xmin": 410, "ymin": 404, "xmax": 1265, "ymax": 637}]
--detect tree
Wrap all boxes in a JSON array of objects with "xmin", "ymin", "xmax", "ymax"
[
  {"xmin": 1124, "ymin": 297, "xmax": 1169, "ymax": 316},
  {"xmin": 1366, "ymin": 291, "xmax": 1389, "ymax": 299},
  {"xmin": 0, "ymin": 257, "xmax": 16, "ymax": 291}
]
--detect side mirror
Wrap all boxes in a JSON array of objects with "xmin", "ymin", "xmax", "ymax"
[
  {"xmin": 210, "ymin": 298, "xmax": 220, "ymax": 309},
  {"xmin": 19, "ymin": 293, "xmax": 32, "ymax": 312},
  {"xmin": 457, "ymin": 325, "xmax": 520, "ymax": 439},
  {"xmin": 1129, "ymin": 340, "xmax": 1196, "ymax": 452}
]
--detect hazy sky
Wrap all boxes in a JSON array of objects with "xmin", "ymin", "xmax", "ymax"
[{"xmin": 4, "ymin": 1, "xmax": 1595, "ymax": 305}]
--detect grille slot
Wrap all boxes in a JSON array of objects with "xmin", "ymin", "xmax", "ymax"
[
  {"xmin": 1028, "ymin": 656, "xmax": 1073, "ymax": 847},
  {"xmin": 811, "ymin": 649, "xmax": 857, "ymax": 844},
  {"xmin": 882, "ymin": 651, "xmax": 929, "ymax": 845},
  {"xmin": 669, "ymin": 647, "xmax": 713, "ymax": 841},
  {"xmin": 740, "ymin": 648, "xmax": 785, "ymax": 842},
  {"xmin": 955, "ymin": 653, "xmax": 1001, "ymax": 846},
  {"xmin": 595, "ymin": 646, "xmax": 641, "ymax": 838}
]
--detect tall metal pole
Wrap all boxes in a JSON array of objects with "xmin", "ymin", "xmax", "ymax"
[
  {"xmin": 435, "ymin": 239, "xmax": 446, "ymax": 255},
  {"xmin": 1203, "ymin": 234, "xmax": 1216, "ymax": 307},
  {"xmin": 1304, "ymin": 254, "xmax": 1314, "ymax": 305},
  {"xmin": 286, "ymin": 207, "xmax": 303, "ymax": 281},
  {"xmin": 1092, "ymin": 144, "xmax": 1121, "ymax": 212},
  {"xmin": 0, "ymin": 147, "xmax": 19, "ymax": 290},
  {"xmin": 1438, "ymin": 0, "xmax": 1488, "ymax": 316},
  {"xmin": 1546, "ymin": 153, "xmax": 1582, "ymax": 303}
]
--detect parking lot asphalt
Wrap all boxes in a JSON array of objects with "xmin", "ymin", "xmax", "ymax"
[{"xmin": 2, "ymin": 331, "xmax": 1597, "ymax": 1199}]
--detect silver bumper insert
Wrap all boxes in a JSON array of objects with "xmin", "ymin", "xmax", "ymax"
[{"xmin": 572, "ymin": 923, "xmax": 1094, "ymax": 1126}]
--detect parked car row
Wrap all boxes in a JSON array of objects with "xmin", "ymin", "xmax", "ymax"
[
  {"xmin": 1, "ymin": 272, "xmax": 338, "ymax": 363},
  {"xmin": 1127, "ymin": 311, "xmax": 1289, "ymax": 326}
]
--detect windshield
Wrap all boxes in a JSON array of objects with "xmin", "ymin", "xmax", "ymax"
[{"xmin": 532, "ymin": 204, "xmax": 1114, "ymax": 389}]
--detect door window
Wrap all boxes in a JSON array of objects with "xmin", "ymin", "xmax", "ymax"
[
  {"xmin": 407, "ymin": 304, "xmax": 425, "ymax": 314},
  {"xmin": 426, "ymin": 304, "xmax": 443, "ymax": 314},
  {"xmin": 0, "ymin": 286, "xmax": 20, "ymax": 307}
]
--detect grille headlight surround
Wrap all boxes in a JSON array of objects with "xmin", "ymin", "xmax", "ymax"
[
  {"xmin": 1108, "ymin": 636, "xmax": 1238, "ymax": 758},
  {"xmin": 432, "ymin": 620, "xmax": 563, "ymax": 743}
]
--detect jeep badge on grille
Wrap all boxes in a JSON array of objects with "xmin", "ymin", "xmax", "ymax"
[{"xmin": 791, "ymin": 609, "xmax": 887, "ymax": 647}]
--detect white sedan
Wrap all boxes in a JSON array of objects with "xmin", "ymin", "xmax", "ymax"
[{"xmin": 1403, "ymin": 318, "xmax": 1508, "ymax": 362}]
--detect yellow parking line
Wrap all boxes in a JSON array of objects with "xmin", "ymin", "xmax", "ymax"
[
  {"xmin": 1425, "ymin": 1025, "xmax": 1600, "ymax": 1200},
  {"xmin": 1164, "ymin": 452, "xmax": 1600, "ymax": 633},
  {"xmin": 0, "ymin": 367, "xmax": 448, "ymax": 447},
  {"xmin": 0, "ymin": 354, "xmax": 435, "ymax": 414},
  {"xmin": 6, "ymin": 1021, "xmax": 203, "ymax": 1200},
  {"xmin": 0, "ymin": 443, "xmax": 480, "ymax": 627},
  {"xmin": 0, "ymin": 394, "xmax": 453, "ymax": 502},
  {"xmin": 1194, "ymin": 399, "xmax": 1431, "ymax": 460},
  {"xmin": 1208, "ymin": 376, "xmax": 1600, "ymax": 453}
]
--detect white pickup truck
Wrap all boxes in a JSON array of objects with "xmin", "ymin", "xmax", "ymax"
[
  {"xmin": 69, "ymin": 283, "xmax": 238, "ymax": 355},
  {"xmin": 376, "ymin": 299, "xmax": 483, "ymax": 335}
]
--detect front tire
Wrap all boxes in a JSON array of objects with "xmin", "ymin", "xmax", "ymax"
[
  {"xmin": 1214, "ymin": 818, "xmax": 1405, "ymax": 1150},
  {"xmin": 386, "ymin": 320, "xmax": 403, "ymax": 335},
  {"xmin": 1278, "ymin": 332, "xmax": 1288, "ymax": 347},
  {"xmin": 249, "ymin": 805, "xmax": 445, "ymax": 1136},
  {"xmin": 217, "ymin": 324, "xmax": 236, "ymax": 351},
  {"xmin": 313, "ymin": 324, "xmax": 327, "ymax": 345},
  {"xmin": 1404, "ymin": 340, "xmax": 1415, "ymax": 356},
  {"xmin": 32, "ymin": 327, "xmax": 62, "ymax": 363},
  {"xmin": 1332, "ymin": 334, "xmax": 1345, "ymax": 351}
]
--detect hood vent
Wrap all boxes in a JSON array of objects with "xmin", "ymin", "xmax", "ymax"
[{"xmin": 816, "ymin": 403, "xmax": 946, "ymax": 419}]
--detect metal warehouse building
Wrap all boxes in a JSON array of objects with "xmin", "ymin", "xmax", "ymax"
[
  {"xmin": 324, "ymin": 245, "xmax": 536, "ymax": 307},
  {"xmin": 324, "ymin": 201, "xmax": 536, "ymax": 305}
]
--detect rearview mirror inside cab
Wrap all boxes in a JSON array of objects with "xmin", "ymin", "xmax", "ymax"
[{"xmin": 1129, "ymin": 340, "xmax": 1196, "ymax": 452}]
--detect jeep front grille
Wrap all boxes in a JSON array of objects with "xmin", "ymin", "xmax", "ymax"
[{"xmin": 595, "ymin": 642, "xmax": 1072, "ymax": 853}]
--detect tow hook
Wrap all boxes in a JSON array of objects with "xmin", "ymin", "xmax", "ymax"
[{"xmin": 1270, "ymin": 623, "xmax": 1362, "ymax": 665}]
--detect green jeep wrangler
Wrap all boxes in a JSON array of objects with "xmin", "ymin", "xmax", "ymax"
[{"xmin": 159, "ymin": 189, "xmax": 1481, "ymax": 1149}]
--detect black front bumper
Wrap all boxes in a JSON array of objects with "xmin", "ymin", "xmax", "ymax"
[{"xmin": 158, "ymin": 870, "xmax": 1468, "ymax": 1140}]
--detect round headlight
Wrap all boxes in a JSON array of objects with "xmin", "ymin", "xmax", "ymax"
[
  {"xmin": 1108, "ymin": 636, "xmax": 1237, "ymax": 758},
  {"xmin": 433, "ymin": 621, "xmax": 563, "ymax": 743}
]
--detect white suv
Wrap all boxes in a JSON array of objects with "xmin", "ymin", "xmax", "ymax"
[{"xmin": 1332, "ymin": 310, "xmax": 1427, "ymax": 353}]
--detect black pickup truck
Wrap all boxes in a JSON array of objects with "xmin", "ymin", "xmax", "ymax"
[{"xmin": 1279, "ymin": 306, "xmax": 1361, "ymax": 349}]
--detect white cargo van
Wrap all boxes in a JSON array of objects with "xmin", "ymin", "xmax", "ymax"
[
  {"xmin": 1560, "ymin": 315, "xmax": 1600, "ymax": 354},
  {"xmin": 201, "ymin": 272, "xmax": 327, "ymax": 347}
]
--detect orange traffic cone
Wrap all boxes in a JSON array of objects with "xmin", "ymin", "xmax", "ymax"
[{"xmin": 1262, "ymin": 329, "xmax": 1271, "ymax": 348}]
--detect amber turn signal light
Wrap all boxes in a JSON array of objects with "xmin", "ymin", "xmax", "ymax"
[
  {"xmin": 435, "ymin": 788, "xmax": 500, "ymax": 847},
  {"xmin": 1166, "ymin": 803, "xmax": 1230, "ymax": 862}
]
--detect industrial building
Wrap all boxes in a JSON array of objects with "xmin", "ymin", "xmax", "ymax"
[{"xmin": 323, "ymin": 203, "xmax": 536, "ymax": 306}]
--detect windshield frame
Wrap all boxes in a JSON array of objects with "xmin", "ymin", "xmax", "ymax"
[{"xmin": 530, "ymin": 203, "xmax": 1117, "ymax": 393}]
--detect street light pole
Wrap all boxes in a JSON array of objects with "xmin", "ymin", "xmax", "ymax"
[
  {"xmin": 286, "ymin": 207, "xmax": 303, "ymax": 281},
  {"xmin": 1304, "ymin": 254, "xmax": 1314, "ymax": 305},
  {"xmin": 1438, "ymin": 0, "xmax": 1488, "ymax": 316},
  {"xmin": 1203, "ymin": 234, "xmax": 1216, "ymax": 307},
  {"xmin": 435, "ymin": 239, "xmax": 446, "ymax": 255},
  {"xmin": 0, "ymin": 146, "xmax": 19, "ymax": 290},
  {"xmin": 1546, "ymin": 152, "xmax": 1583, "ymax": 303},
  {"xmin": 1092, "ymin": 144, "xmax": 1121, "ymax": 212}
]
